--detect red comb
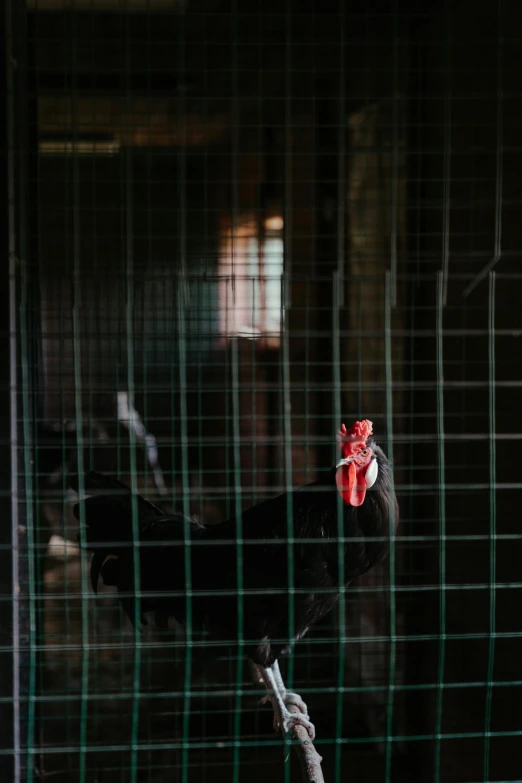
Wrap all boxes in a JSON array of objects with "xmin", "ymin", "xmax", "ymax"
[{"xmin": 338, "ymin": 419, "xmax": 373, "ymax": 458}]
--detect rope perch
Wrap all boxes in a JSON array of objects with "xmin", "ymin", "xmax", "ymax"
[{"xmin": 286, "ymin": 701, "xmax": 325, "ymax": 783}]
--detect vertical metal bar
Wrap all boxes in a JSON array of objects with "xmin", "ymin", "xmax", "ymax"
[
  {"xmin": 20, "ymin": 276, "xmax": 36, "ymax": 783},
  {"xmin": 390, "ymin": 1, "xmax": 399, "ymax": 307},
  {"xmin": 441, "ymin": 0, "xmax": 452, "ymax": 306},
  {"xmin": 463, "ymin": 0, "xmax": 503, "ymax": 298},
  {"xmin": 332, "ymin": 271, "xmax": 345, "ymax": 783},
  {"xmin": 434, "ymin": 271, "xmax": 446, "ymax": 783},
  {"xmin": 177, "ymin": 13, "xmax": 190, "ymax": 773},
  {"xmin": 224, "ymin": 326, "xmax": 231, "ymax": 520},
  {"xmin": 70, "ymin": 13, "xmax": 90, "ymax": 780},
  {"xmin": 284, "ymin": 0, "xmax": 292, "ymax": 310},
  {"xmin": 230, "ymin": 0, "xmax": 238, "ymax": 299},
  {"xmin": 72, "ymin": 269, "xmax": 89, "ymax": 783},
  {"xmin": 20, "ymin": 238, "xmax": 36, "ymax": 783},
  {"xmin": 6, "ymin": 0, "xmax": 21, "ymax": 776},
  {"xmin": 90, "ymin": 55, "xmax": 99, "ymax": 480},
  {"xmin": 384, "ymin": 272, "xmax": 397, "ymax": 783},
  {"xmin": 17, "ymin": 3, "xmax": 39, "ymax": 779},
  {"xmin": 279, "ymin": 0, "xmax": 295, "ymax": 730},
  {"xmin": 198, "ymin": 282, "xmax": 204, "ymax": 509},
  {"xmin": 231, "ymin": 337, "xmax": 243, "ymax": 783},
  {"xmin": 492, "ymin": 1, "xmax": 504, "ymax": 275},
  {"xmin": 304, "ymin": 281, "xmax": 310, "ymax": 483},
  {"xmin": 281, "ymin": 271, "xmax": 294, "ymax": 776},
  {"xmin": 482, "ymin": 6, "xmax": 504, "ymax": 764},
  {"xmin": 124, "ymin": 10, "xmax": 141, "ymax": 776},
  {"xmin": 357, "ymin": 283, "xmax": 363, "ymax": 416},
  {"xmin": 227, "ymin": 0, "xmax": 238, "ymax": 522},
  {"xmin": 484, "ymin": 272, "xmax": 496, "ymax": 780},
  {"xmin": 177, "ymin": 279, "xmax": 192, "ymax": 783},
  {"xmin": 250, "ymin": 281, "xmax": 257, "ymax": 505},
  {"xmin": 170, "ymin": 278, "xmax": 177, "ymax": 513},
  {"xmin": 281, "ymin": 14, "xmax": 294, "ymax": 709},
  {"xmin": 336, "ymin": 2, "xmax": 345, "ymax": 307},
  {"xmin": 178, "ymin": 4, "xmax": 187, "ymax": 283}
]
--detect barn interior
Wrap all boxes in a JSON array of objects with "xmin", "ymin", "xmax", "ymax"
[{"xmin": 2, "ymin": 1, "xmax": 522, "ymax": 781}]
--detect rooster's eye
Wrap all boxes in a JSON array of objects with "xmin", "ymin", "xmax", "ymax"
[{"xmin": 360, "ymin": 449, "xmax": 369, "ymax": 456}]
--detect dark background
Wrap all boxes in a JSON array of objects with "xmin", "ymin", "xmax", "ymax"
[{"xmin": 3, "ymin": 1, "xmax": 522, "ymax": 781}]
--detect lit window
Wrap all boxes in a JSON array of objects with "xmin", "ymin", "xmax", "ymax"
[{"xmin": 218, "ymin": 215, "xmax": 284, "ymax": 347}]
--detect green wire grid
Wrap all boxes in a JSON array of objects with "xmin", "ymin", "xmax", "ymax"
[{"xmin": 5, "ymin": 1, "xmax": 522, "ymax": 782}]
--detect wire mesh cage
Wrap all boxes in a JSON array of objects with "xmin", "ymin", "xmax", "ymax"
[{"xmin": 4, "ymin": 1, "xmax": 522, "ymax": 782}]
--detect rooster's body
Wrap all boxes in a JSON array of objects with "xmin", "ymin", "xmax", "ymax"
[{"xmin": 71, "ymin": 420, "xmax": 398, "ymax": 738}]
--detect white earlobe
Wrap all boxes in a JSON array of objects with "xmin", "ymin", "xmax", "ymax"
[{"xmin": 365, "ymin": 459, "xmax": 378, "ymax": 488}]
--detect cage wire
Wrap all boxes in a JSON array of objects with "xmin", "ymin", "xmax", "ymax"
[{"xmin": 4, "ymin": 0, "xmax": 522, "ymax": 782}]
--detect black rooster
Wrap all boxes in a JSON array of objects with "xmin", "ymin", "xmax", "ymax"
[{"xmin": 70, "ymin": 419, "xmax": 398, "ymax": 738}]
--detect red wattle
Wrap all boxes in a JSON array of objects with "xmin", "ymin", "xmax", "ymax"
[
  {"xmin": 349, "ymin": 465, "xmax": 367, "ymax": 507},
  {"xmin": 336, "ymin": 463, "xmax": 367, "ymax": 507}
]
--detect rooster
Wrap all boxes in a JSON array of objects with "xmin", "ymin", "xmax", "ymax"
[{"xmin": 70, "ymin": 419, "xmax": 398, "ymax": 739}]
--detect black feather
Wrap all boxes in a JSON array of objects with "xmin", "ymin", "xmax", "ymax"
[
  {"xmin": 71, "ymin": 440, "xmax": 398, "ymax": 667},
  {"xmin": 90, "ymin": 551, "xmax": 105, "ymax": 594}
]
